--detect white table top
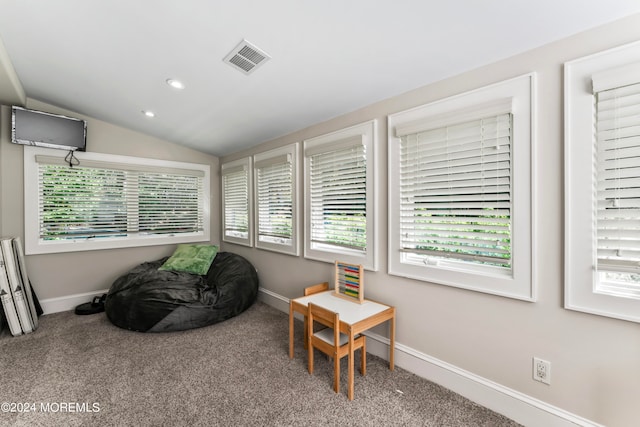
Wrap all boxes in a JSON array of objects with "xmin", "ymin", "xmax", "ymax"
[{"xmin": 293, "ymin": 291, "xmax": 391, "ymax": 325}]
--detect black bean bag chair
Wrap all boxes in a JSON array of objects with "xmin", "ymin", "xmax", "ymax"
[{"xmin": 105, "ymin": 252, "xmax": 258, "ymax": 332}]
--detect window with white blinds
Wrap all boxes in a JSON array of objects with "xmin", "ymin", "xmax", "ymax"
[
  {"xmin": 399, "ymin": 112, "xmax": 513, "ymax": 269},
  {"xmin": 594, "ymin": 77, "xmax": 640, "ymax": 297},
  {"xmin": 389, "ymin": 75, "xmax": 534, "ymax": 300},
  {"xmin": 565, "ymin": 43, "xmax": 640, "ymax": 322},
  {"xmin": 222, "ymin": 157, "xmax": 252, "ymax": 246},
  {"xmin": 304, "ymin": 120, "xmax": 377, "ymax": 270},
  {"xmin": 23, "ymin": 147, "xmax": 210, "ymax": 254},
  {"xmin": 308, "ymin": 137, "xmax": 366, "ymax": 251},
  {"xmin": 254, "ymin": 144, "xmax": 298, "ymax": 255}
]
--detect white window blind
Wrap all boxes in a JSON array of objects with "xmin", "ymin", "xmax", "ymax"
[
  {"xmin": 399, "ymin": 113, "xmax": 512, "ymax": 268},
  {"xmin": 256, "ymin": 154, "xmax": 293, "ymax": 245},
  {"xmin": 565, "ymin": 45, "xmax": 640, "ymax": 320},
  {"xmin": 36, "ymin": 158, "xmax": 204, "ymax": 241},
  {"xmin": 595, "ymin": 81, "xmax": 640, "ymax": 288},
  {"xmin": 307, "ymin": 137, "xmax": 367, "ymax": 252},
  {"xmin": 222, "ymin": 165, "xmax": 250, "ymax": 240}
]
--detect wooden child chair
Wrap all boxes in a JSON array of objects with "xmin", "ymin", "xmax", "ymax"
[
  {"xmin": 307, "ymin": 302, "xmax": 366, "ymax": 396},
  {"xmin": 303, "ymin": 282, "xmax": 329, "ymax": 350},
  {"xmin": 304, "ymin": 282, "xmax": 329, "ymax": 296}
]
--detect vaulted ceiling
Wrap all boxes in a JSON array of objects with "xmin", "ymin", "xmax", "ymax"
[{"xmin": 1, "ymin": 1, "xmax": 640, "ymax": 156}]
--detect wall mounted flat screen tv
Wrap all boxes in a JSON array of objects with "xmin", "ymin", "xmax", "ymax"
[{"xmin": 11, "ymin": 106, "xmax": 87, "ymax": 151}]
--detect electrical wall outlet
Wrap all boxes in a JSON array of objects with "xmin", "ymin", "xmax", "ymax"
[{"xmin": 533, "ymin": 357, "xmax": 551, "ymax": 385}]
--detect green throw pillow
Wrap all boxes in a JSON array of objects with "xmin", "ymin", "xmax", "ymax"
[{"xmin": 159, "ymin": 244, "xmax": 219, "ymax": 275}]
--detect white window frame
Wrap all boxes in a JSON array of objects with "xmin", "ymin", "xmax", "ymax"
[
  {"xmin": 565, "ymin": 40, "xmax": 640, "ymax": 323},
  {"xmin": 221, "ymin": 156, "xmax": 253, "ymax": 247},
  {"xmin": 253, "ymin": 143, "xmax": 299, "ymax": 256},
  {"xmin": 303, "ymin": 120, "xmax": 377, "ymax": 271},
  {"xmin": 24, "ymin": 146, "xmax": 211, "ymax": 255},
  {"xmin": 388, "ymin": 74, "xmax": 535, "ymax": 300}
]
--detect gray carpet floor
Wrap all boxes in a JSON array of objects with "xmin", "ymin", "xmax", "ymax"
[{"xmin": 0, "ymin": 301, "xmax": 520, "ymax": 426}]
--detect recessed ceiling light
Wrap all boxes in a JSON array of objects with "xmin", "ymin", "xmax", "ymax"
[
  {"xmin": 143, "ymin": 110, "xmax": 155, "ymax": 118},
  {"xmin": 166, "ymin": 79, "xmax": 185, "ymax": 90}
]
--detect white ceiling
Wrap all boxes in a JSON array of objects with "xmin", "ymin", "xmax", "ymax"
[{"xmin": 1, "ymin": 1, "xmax": 639, "ymax": 157}]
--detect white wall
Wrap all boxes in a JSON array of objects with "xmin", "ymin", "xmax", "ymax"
[
  {"xmin": 220, "ymin": 14, "xmax": 640, "ymax": 427},
  {"xmin": 0, "ymin": 99, "xmax": 220, "ymax": 301}
]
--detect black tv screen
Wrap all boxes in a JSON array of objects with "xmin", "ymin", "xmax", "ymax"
[{"xmin": 11, "ymin": 106, "xmax": 86, "ymax": 151}]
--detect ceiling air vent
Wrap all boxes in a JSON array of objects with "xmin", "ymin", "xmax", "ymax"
[{"xmin": 223, "ymin": 39, "xmax": 270, "ymax": 75}]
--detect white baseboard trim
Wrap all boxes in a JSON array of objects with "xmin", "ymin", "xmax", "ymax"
[
  {"xmin": 40, "ymin": 289, "xmax": 109, "ymax": 315},
  {"xmin": 258, "ymin": 287, "xmax": 305, "ymax": 321},
  {"xmin": 258, "ymin": 288, "xmax": 601, "ymax": 427},
  {"xmin": 258, "ymin": 287, "xmax": 289, "ymax": 310}
]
